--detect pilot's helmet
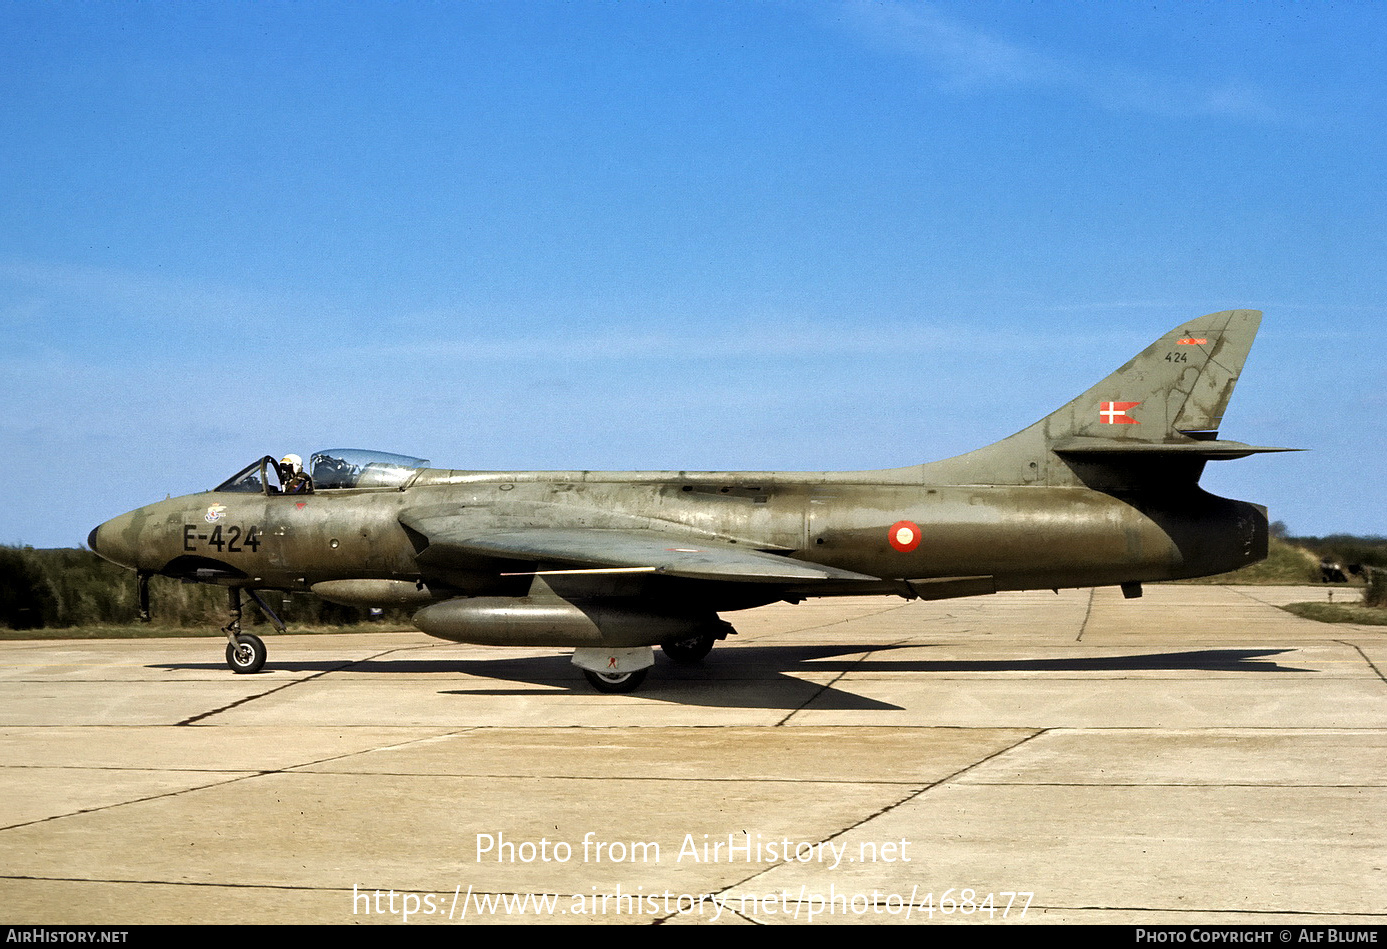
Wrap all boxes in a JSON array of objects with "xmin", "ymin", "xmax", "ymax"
[{"xmin": 281, "ymin": 454, "xmax": 303, "ymax": 475}]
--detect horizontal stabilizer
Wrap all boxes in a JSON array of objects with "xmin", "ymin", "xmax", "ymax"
[{"xmin": 1052, "ymin": 437, "xmax": 1301, "ymax": 461}]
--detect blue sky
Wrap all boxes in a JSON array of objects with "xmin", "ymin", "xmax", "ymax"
[{"xmin": 2, "ymin": 0, "xmax": 1383, "ymax": 548}]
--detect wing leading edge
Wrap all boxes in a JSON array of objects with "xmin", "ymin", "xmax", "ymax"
[{"xmin": 402, "ymin": 519, "xmax": 881, "ymax": 584}]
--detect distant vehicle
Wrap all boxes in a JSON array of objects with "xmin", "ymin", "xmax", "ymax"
[
  {"xmin": 1320, "ymin": 558, "xmax": 1349, "ymax": 583},
  {"xmin": 90, "ymin": 310, "xmax": 1293, "ymax": 692}
]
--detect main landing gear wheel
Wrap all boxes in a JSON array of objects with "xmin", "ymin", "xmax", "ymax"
[
  {"xmin": 582, "ymin": 668, "xmax": 648, "ymax": 694},
  {"xmin": 226, "ymin": 633, "xmax": 266, "ymax": 674},
  {"xmin": 661, "ymin": 631, "xmax": 717, "ymax": 665}
]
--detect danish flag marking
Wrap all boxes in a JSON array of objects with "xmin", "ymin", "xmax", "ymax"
[{"xmin": 1100, "ymin": 401, "xmax": 1140, "ymax": 424}]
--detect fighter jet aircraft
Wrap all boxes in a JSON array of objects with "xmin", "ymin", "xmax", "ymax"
[{"xmin": 89, "ymin": 309, "xmax": 1293, "ymax": 692}]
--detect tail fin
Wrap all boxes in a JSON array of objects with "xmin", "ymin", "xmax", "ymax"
[{"xmin": 917, "ymin": 310, "xmax": 1296, "ymax": 488}]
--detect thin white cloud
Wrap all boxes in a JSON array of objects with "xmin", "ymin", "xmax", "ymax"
[
  {"xmin": 840, "ymin": 1, "xmax": 1279, "ymax": 121},
  {"xmin": 848, "ymin": 1, "xmax": 1064, "ymax": 91}
]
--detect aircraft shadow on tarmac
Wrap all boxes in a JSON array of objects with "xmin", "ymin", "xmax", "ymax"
[{"xmin": 154, "ymin": 644, "xmax": 1309, "ymax": 712}]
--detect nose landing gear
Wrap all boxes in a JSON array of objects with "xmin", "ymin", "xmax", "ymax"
[
  {"xmin": 136, "ymin": 571, "xmax": 151, "ymax": 624},
  {"xmin": 221, "ymin": 587, "xmax": 286, "ymax": 674}
]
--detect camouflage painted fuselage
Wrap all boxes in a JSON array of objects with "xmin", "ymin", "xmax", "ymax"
[{"xmin": 90, "ymin": 310, "xmax": 1286, "ymax": 652}]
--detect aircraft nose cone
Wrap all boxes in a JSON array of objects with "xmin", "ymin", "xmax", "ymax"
[{"xmin": 88, "ymin": 516, "xmax": 137, "ymax": 568}]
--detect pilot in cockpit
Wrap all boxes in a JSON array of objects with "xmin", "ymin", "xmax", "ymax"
[{"xmin": 279, "ymin": 454, "xmax": 312, "ymax": 494}]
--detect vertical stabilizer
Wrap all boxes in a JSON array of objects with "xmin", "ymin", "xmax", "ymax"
[
  {"xmin": 914, "ymin": 310, "xmax": 1277, "ymax": 487},
  {"xmin": 1043, "ymin": 309, "xmax": 1262, "ymax": 443}
]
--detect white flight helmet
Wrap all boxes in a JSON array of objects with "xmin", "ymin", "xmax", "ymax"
[{"xmin": 281, "ymin": 454, "xmax": 303, "ymax": 474}]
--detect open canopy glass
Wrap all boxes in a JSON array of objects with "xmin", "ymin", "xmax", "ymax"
[{"xmin": 214, "ymin": 449, "xmax": 429, "ymax": 494}]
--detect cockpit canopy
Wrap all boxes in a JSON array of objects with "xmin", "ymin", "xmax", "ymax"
[
  {"xmin": 309, "ymin": 449, "xmax": 430, "ymax": 490},
  {"xmin": 214, "ymin": 449, "xmax": 430, "ymax": 494}
]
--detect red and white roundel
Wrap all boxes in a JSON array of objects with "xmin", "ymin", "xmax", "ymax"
[{"xmin": 888, "ymin": 520, "xmax": 922, "ymax": 553}]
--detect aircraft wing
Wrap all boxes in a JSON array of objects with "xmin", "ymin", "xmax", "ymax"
[{"xmin": 402, "ymin": 519, "xmax": 880, "ymax": 584}]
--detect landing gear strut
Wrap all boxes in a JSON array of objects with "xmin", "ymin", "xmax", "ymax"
[{"xmin": 136, "ymin": 571, "xmax": 151, "ymax": 623}]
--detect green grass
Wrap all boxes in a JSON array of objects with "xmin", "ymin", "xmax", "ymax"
[
  {"xmin": 1281, "ymin": 602, "xmax": 1387, "ymax": 626},
  {"xmin": 1181, "ymin": 537, "xmax": 1323, "ymax": 585}
]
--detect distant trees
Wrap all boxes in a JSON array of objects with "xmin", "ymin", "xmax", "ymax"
[
  {"xmin": 0, "ymin": 546, "xmax": 394, "ymax": 629},
  {"xmin": 0, "ymin": 545, "xmax": 220, "ymax": 628},
  {"xmin": 0, "ymin": 547, "xmax": 58, "ymax": 629}
]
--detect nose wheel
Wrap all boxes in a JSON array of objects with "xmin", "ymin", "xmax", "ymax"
[{"xmin": 226, "ymin": 633, "xmax": 266, "ymax": 674}]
